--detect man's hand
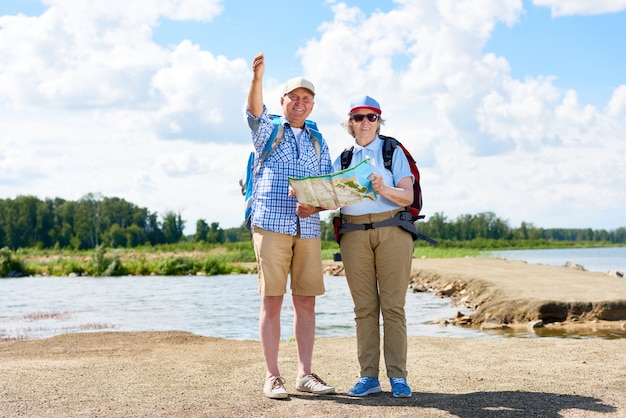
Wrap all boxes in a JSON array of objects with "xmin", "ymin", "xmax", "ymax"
[
  {"xmin": 252, "ymin": 52, "xmax": 265, "ymax": 79},
  {"xmin": 248, "ymin": 52, "xmax": 265, "ymax": 116},
  {"xmin": 296, "ymin": 203, "xmax": 319, "ymax": 218}
]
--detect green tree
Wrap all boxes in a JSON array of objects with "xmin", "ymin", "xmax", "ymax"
[
  {"xmin": 103, "ymin": 224, "xmax": 126, "ymax": 248},
  {"xmin": 162, "ymin": 211, "xmax": 185, "ymax": 243},
  {"xmin": 146, "ymin": 212, "xmax": 165, "ymax": 245},
  {"xmin": 422, "ymin": 211, "xmax": 449, "ymax": 240},
  {"xmin": 81, "ymin": 193, "xmax": 103, "ymax": 248},
  {"xmin": 12, "ymin": 196, "xmax": 39, "ymax": 248},
  {"xmin": 206, "ymin": 222, "xmax": 225, "ymax": 244},
  {"xmin": 56, "ymin": 200, "xmax": 77, "ymax": 248},
  {"xmin": 124, "ymin": 225, "xmax": 147, "ymax": 247},
  {"xmin": 194, "ymin": 219, "xmax": 209, "ymax": 242}
]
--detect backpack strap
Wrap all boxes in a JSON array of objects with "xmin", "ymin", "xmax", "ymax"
[
  {"xmin": 304, "ymin": 119, "xmax": 323, "ymax": 160},
  {"xmin": 379, "ymin": 134, "xmax": 397, "ymax": 171},
  {"xmin": 340, "ymin": 146, "xmax": 354, "ymax": 170},
  {"xmin": 253, "ymin": 116, "xmax": 284, "ymax": 177}
]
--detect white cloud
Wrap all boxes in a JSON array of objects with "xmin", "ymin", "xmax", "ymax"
[
  {"xmin": 555, "ymin": 90, "xmax": 596, "ymax": 126},
  {"xmin": 606, "ymin": 85, "xmax": 626, "ymax": 117},
  {"xmin": 0, "ymin": 7, "xmax": 165, "ymax": 109},
  {"xmin": 40, "ymin": 0, "xmax": 223, "ymax": 23},
  {"xmin": 532, "ymin": 0, "xmax": 626, "ymax": 16},
  {"xmin": 0, "ymin": 0, "xmax": 225, "ymax": 110},
  {"xmin": 150, "ymin": 40, "xmax": 250, "ymax": 142}
]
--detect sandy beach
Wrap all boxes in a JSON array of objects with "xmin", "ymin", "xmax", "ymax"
[{"xmin": 1, "ymin": 257, "xmax": 625, "ymax": 417}]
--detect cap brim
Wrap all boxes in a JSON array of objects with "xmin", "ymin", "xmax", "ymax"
[
  {"xmin": 285, "ymin": 87, "xmax": 315, "ymax": 96},
  {"xmin": 350, "ymin": 106, "xmax": 381, "ymax": 114}
]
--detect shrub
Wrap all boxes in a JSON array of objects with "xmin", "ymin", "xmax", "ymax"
[{"xmin": 0, "ymin": 247, "xmax": 26, "ymax": 277}]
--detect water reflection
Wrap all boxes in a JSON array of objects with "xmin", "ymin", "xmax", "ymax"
[{"xmin": 486, "ymin": 326, "xmax": 626, "ymax": 340}]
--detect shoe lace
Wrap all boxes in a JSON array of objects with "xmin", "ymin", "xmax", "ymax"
[
  {"xmin": 357, "ymin": 377, "xmax": 372, "ymax": 385},
  {"xmin": 270, "ymin": 376, "xmax": 286, "ymax": 389},
  {"xmin": 390, "ymin": 378, "xmax": 407, "ymax": 386},
  {"xmin": 308, "ymin": 373, "xmax": 328, "ymax": 386}
]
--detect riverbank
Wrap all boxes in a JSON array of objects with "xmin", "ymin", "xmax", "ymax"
[{"xmin": 323, "ymin": 257, "xmax": 626, "ymax": 333}]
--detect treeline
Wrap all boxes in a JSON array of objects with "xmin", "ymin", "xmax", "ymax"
[
  {"xmin": 1, "ymin": 195, "xmax": 625, "ymax": 251},
  {"xmin": 413, "ymin": 211, "xmax": 626, "ymax": 245},
  {"xmin": 0, "ymin": 194, "xmax": 249, "ymax": 250},
  {"xmin": 1, "ymin": 194, "xmax": 178, "ymax": 250}
]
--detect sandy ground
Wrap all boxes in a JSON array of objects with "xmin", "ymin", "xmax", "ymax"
[{"xmin": 1, "ymin": 257, "xmax": 625, "ymax": 417}]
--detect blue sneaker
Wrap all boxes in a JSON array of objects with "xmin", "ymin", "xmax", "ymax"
[
  {"xmin": 390, "ymin": 378, "xmax": 412, "ymax": 398},
  {"xmin": 347, "ymin": 377, "xmax": 382, "ymax": 397}
]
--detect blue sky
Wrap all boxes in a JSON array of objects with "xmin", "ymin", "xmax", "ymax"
[
  {"xmin": 1, "ymin": 0, "xmax": 625, "ymax": 232},
  {"xmin": 485, "ymin": 3, "xmax": 626, "ymax": 107}
]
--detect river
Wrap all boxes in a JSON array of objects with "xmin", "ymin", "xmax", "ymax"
[{"xmin": 1, "ymin": 247, "xmax": 624, "ymax": 342}]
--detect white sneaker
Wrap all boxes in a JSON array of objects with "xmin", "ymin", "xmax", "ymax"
[
  {"xmin": 295, "ymin": 373, "xmax": 335, "ymax": 394},
  {"xmin": 264, "ymin": 376, "xmax": 288, "ymax": 399}
]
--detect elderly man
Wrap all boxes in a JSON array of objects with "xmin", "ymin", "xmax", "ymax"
[{"xmin": 245, "ymin": 52, "xmax": 335, "ymax": 399}]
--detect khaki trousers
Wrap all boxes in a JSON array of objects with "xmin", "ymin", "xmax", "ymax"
[{"xmin": 340, "ymin": 210, "xmax": 414, "ymax": 378}]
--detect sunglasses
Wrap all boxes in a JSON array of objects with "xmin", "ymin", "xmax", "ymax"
[{"xmin": 351, "ymin": 113, "xmax": 379, "ymax": 123}]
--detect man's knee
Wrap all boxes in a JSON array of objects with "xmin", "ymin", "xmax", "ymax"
[
  {"xmin": 261, "ymin": 295, "xmax": 284, "ymax": 316},
  {"xmin": 292, "ymin": 295, "xmax": 316, "ymax": 312}
]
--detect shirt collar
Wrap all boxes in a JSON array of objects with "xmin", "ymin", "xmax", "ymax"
[{"xmin": 353, "ymin": 135, "xmax": 381, "ymax": 152}]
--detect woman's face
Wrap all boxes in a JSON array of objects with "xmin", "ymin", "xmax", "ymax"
[{"xmin": 350, "ymin": 111, "xmax": 379, "ymax": 146}]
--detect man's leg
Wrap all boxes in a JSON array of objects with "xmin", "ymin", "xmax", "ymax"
[
  {"xmin": 292, "ymin": 294, "xmax": 316, "ymax": 377},
  {"xmin": 253, "ymin": 228, "xmax": 293, "ymax": 398},
  {"xmin": 290, "ymin": 233, "xmax": 324, "ymax": 378},
  {"xmin": 253, "ymin": 228, "xmax": 292, "ymax": 378},
  {"xmin": 260, "ymin": 295, "xmax": 284, "ymax": 378},
  {"xmin": 292, "ymin": 293, "xmax": 334, "ymax": 394},
  {"xmin": 289, "ymin": 235, "xmax": 334, "ymax": 394}
]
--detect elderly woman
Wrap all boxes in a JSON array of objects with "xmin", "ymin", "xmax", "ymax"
[{"xmin": 333, "ymin": 96, "xmax": 415, "ymax": 398}]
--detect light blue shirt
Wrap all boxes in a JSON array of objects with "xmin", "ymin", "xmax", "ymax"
[{"xmin": 332, "ymin": 135, "xmax": 413, "ymax": 216}]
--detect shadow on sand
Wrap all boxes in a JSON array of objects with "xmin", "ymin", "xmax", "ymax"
[{"xmin": 293, "ymin": 390, "xmax": 617, "ymax": 417}]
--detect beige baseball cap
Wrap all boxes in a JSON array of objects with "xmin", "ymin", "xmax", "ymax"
[{"xmin": 282, "ymin": 76, "xmax": 315, "ymax": 96}]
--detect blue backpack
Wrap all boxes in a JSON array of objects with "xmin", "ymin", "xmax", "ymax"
[{"xmin": 240, "ymin": 115, "xmax": 323, "ymax": 231}]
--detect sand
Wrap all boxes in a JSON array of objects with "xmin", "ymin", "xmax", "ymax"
[{"xmin": 1, "ymin": 257, "xmax": 625, "ymax": 417}]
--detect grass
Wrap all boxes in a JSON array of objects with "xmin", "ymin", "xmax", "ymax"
[
  {"xmin": 4, "ymin": 244, "xmax": 255, "ymax": 277},
  {"xmin": 5, "ymin": 239, "xmax": 610, "ymax": 278}
]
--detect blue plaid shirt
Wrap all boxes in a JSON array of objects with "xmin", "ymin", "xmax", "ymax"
[{"xmin": 247, "ymin": 107, "xmax": 333, "ymax": 238}]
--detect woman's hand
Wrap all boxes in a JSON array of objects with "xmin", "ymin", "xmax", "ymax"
[
  {"xmin": 369, "ymin": 173, "xmax": 385, "ymax": 194},
  {"xmin": 369, "ymin": 174, "xmax": 413, "ymax": 207}
]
